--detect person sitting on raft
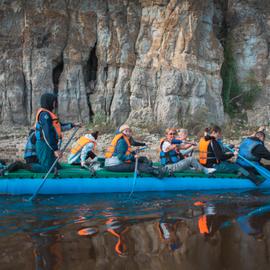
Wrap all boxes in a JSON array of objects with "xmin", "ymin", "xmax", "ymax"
[
  {"xmin": 104, "ymin": 124, "xmax": 164, "ymax": 178},
  {"xmin": 237, "ymin": 131, "xmax": 270, "ymax": 173},
  {"xmin": 176, "ymin": 128, "xmax": 196, "ymax": 157},
  {"xmin": 35, "ymin": 93, "xmax": 80, "ymax": 171},
  {"xmin": 198, "ymin": 126, "xmax": 239, "ymax": 173},
  {"xmin": 160, "ymin": 128, "xmax": 216, "ymax": 175},
  {"xmin": 68, "ymin": 131, "xmax": 99, "ymax": 167},
  {"xmin": 0, "ymin": 129, "xmax": 47, "ymax": 176},
  {"xmin": 198, "ymin": 125, "xmax": 260, "ymax": 179}
]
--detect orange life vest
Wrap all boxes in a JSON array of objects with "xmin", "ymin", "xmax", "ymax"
[
  {"xmin": 105, "ymin": 133, "xmax": 132, "ymax": 162},
  {"xmin": 106, "ymin": 218, "xmax": 128, "ymax": 255},
  {"xmin": 198, "ymin": 215, "xmax": 209, "ymax": 234},
  {"xmin": 70, "ymin": 136, "xmax": 96, "ymax": 155},
  {"xmin": 198, "ymin": 137, "xmax": 211, "ymax": 165},
  {"xmin": 35, "ymin": 108, "xmax": 62, "ymax": 140}
]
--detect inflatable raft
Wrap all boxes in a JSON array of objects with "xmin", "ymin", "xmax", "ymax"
[{"xmin": 0, "ymin": 164, "xmax": 268, "ymax": 195}]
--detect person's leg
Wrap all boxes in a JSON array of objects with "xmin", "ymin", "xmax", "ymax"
[
  {"xmin": 215, "ymin": 161, "xmax": 257, "ymax": 175},
  {"xmin": 165, "ymin": 159, "xmax": 192, "ymax": 172},
  {"xmin": 28, "ymin": 163, "xmax": 47, "ymax": 173},
  {"xmin": 105, "ymin": 163, "xmax": 135, "ymax": 172},
  {"xmin": 216, "ymin": 162, "xmax": 264, "ymax": 185},
  {"xmin": 213, "ymin": 162, "xmax": 239, "ymax": 173},
  {"xmin": 5, "ymin": 161, "xmax": 31, "ymax": 172},
  {"xmin": 0, "ymin": 161, "xmax": 35, "ymax": 176},
  {"xmin": 138, "ymin": 156, "xmax": 153, "ymax": 166},
  {"xmin": 36, "ymin": 140, "xmax": 57, "ymax": 171},
  {"xmin": 105, "ymin": 163, "xmax": 164, "ymax": 178},
  {"xmin": 137, "ymin": 163, "xmax": 164, "ymax": 178},
  {"xmin": 165, "ymin": 157, "xmax": 215, "ymax": 174}
]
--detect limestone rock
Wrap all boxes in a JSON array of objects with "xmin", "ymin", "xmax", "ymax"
[
  {"xmin": 0, "ymin": 0, "xmax": 269, "ymax": 128},
  {"xmin": 227, "ymin": 0, "xmax": 270, "ymax": 125}
]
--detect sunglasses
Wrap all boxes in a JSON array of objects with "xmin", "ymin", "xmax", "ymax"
[{"xmin": 168, "ymin": 133, "xmax": 176, "ymax": 135}]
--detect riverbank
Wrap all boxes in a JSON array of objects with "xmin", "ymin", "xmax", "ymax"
[{"xmin": 0, "ymin": 124, "xmax": 269, "ymax": 164}]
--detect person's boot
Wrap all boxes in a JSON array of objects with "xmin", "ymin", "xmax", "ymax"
[
  {"xmin": 247, "ymin": 171, "xmax": 266, "ymax": 186},
  {"xmin": 162, "ymin": 166, "xmax": 175, "ymax": 176}
]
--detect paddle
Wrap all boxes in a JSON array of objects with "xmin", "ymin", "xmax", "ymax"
[
  {"xmin": 224, "ymin": 145, "xmax": 269, "ymax": 185},
  {"xmin": 28, "ymin": 126, "xmax": 80, "ymax": 201},
  {"xmin": 128, "ymin": 146, "xmax": 148, "ymax": 198},
  {"xmin": 128, "ymin": 155, "xmax": 139, "ymax": 199},
  {"xmin": 237, "ymin": 204, "xmax": 270, "ymax": 235}
]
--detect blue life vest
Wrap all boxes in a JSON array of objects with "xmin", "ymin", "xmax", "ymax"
[
  {"xmin": 160, "ymin": 139, "xmax": 182, "ymax": 165},
  {"xmin": 237, "ymin": 137, "xmax": 262, "ymax": 167},
  {"xmin": 24, "ymin": 132, "xmax": 37, "ymax": 160}
]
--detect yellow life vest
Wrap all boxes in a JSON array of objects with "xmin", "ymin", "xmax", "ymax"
[
  {"xmin": 105, "ymin": 133, "xmax": 131, "ymax": 161},
  {"xmin": 35, "ymin": 108, "xmax": 62, "ymax": 140},
  {"xmin": 70, "ymin": 136, "xmax": 96, "ymax": 155}
]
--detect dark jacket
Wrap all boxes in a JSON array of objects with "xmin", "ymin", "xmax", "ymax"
[
  {"xmin": 250, "ymin": 137, "xmax": 270, "ymax": 161},
  {"xmin": 114, "ymin": 136, "xmax": 146, "ymax": 163},
  {"xmin": 204, "ymin": 135, "xmax": 234, "ymax": 168}
]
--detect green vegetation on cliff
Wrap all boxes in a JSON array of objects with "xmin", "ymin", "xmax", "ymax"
[{"xmin": 221, "ymin": 40, "xmax": 261, "ymax": 117}]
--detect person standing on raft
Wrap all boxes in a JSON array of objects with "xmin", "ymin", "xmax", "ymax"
[{"xmin": 35, "ymin": 93, "xmax": 80, "ymax": 171}]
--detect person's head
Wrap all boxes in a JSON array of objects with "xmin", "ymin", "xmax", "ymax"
[
  {"xmin": 166, "ymin": 128, "xmax": 177, "ymax": 141},
  {"xmin": 209, "ymin": 125, "xmax": 222, "ymax": 139},
  {"xmin": 40, "ymin": 93, "xmax": 58, "ymax": 112},
  {"xmin": 91, "ymin": 131, "xmax": 99, "ymax": 140},
  {"xmin": 255, "ymin": 131, "xmax": 265, "ymax": 142},
  {"xmin": 119, "ymin": 124, "xmax": 132, "ymax": 138},
  {"xmin": 177, "ymin": 128, "xmax": 188, "ymax": 140}
]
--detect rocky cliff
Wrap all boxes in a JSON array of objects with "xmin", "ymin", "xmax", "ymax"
[{"xmin": 0, "ymin": 0, "xmax": 269, "ymax": 128}]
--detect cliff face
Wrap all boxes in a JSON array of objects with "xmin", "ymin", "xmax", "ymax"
[{"xmin": 0, "ymin": 0, "xmax": 269, "ymax": 127}]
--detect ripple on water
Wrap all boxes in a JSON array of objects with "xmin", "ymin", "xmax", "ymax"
[{"xmin": 1, "ymin": 190, "xmax": 270, "ymax": 269}]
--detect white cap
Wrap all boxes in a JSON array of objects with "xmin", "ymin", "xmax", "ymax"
[{"xmin": 119, "ymin": 124, "xmax": 130, "ymax": 133}]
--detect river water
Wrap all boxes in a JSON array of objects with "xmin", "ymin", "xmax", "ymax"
[{"xmin": 1, "ymin": 190, "xmax": 270, "ymax": 270}]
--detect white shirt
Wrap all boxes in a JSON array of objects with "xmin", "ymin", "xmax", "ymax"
[{"xmin": 162, "ymin": 141, "xmax": 172, "ymax": 152}]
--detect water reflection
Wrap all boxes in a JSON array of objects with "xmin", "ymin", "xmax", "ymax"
[{"xmin": 1, "ymin": 191, "xmax": 270, "ymax": 269}]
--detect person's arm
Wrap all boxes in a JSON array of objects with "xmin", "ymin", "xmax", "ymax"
[
  {"xmin": 180, "ymin": 146, "xmax": 194, "ymax": 156},
  {"xmin": 61, "ymin": 122, "xmax": 81, "ymax": 132},
  {"xmin": 115, "ymin": 139, "xmax": 135, "ymax": 162},
  {"xmin": 211, "ymin": 140, "xmax": 233, "ymax": 162},
  {"xmin": 252, "ymin": 144, "xmax": 270, "ymax": 160},
  {"xmin": 171, "ymin": 138, "xmax": 183, "ymax": 145},
  {"xmin": 39, "ymin": 112, "xmax": 58, "ymax": 151},
  {"xmin": 80, "ymin": 143, "xmax": 97, "ymax": 166},
  {"xmin": 61, "ymin": 123, "xmax": 73, "ymax": 132},
  {"xmin": 129, "ymin": 137, "xmax": 146, "ymax": 147}
]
